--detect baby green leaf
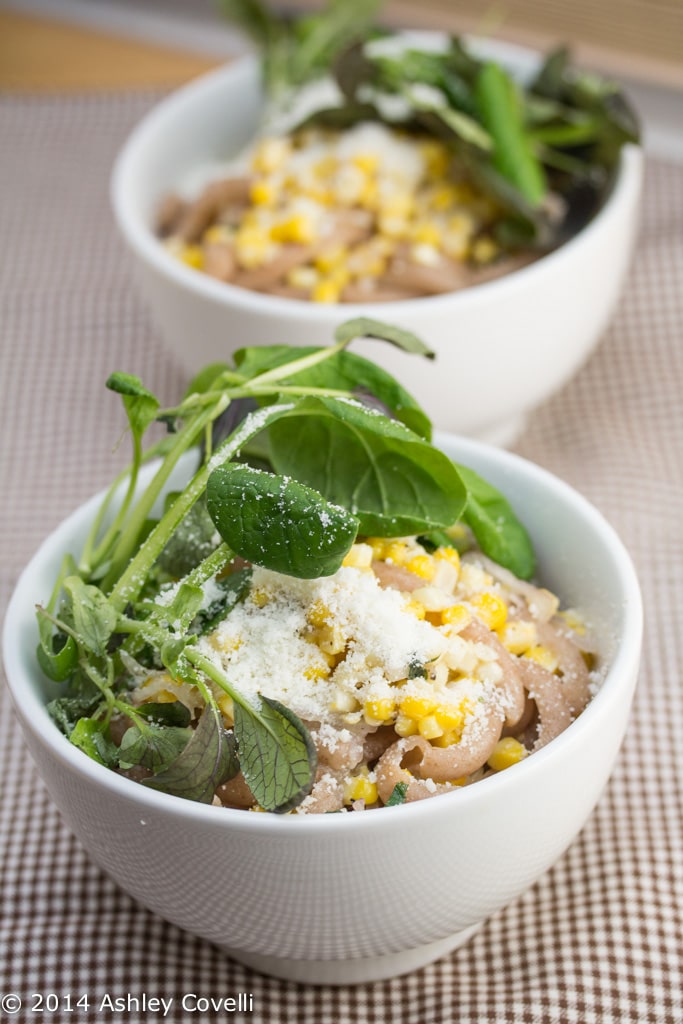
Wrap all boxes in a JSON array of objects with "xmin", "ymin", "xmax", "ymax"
[
  {"xmin": 385, "ymin": 781, "xmax": 408, "ymax": 806},
  {"xmin": 63, "ymin": 576, "xmax": 117, "ymax": 656},
  {"xmin": 157, "ymin": 497, "xmax": 220, "ymax": 579},
  {"xmin": 456, "ymin": 463, "xmax": 535, "ymax": 580},
  {"xmin": 119, "ymin": 721, "xmax": 193, "ymax": 773},
  {"xmin": 47, "ymin": 695, "xmax": 103, "ymax": 736},
  {"xmin": 207, "ymin": 464, "xmax": 359, "ymax": 578},
  {"xmin": 36, "ymin": 630, "xmax": 78, "ymax": 682},
  {"xmin": 142, "ymin": 706, "xmax": 239, "ymax": 803},
  {"xmin": 106, "ymin": 372, "xmax": 160, "ymax": 439},
  {"xmin": 191, "ymin": 568, "xmax": 253, "ymax": 635},
  {"xmin": 269, "ymin": 397, "xmax": 466, "ymax": 535},
  {"xmin": 235, "ymin": 344, "xmax": 431, "ymax": 439},
  {"xmin": 135, "ymin": 701, "xmax": 192, "ymax": 728},
  {"xmin": 333, "ymin": 318, "xmax": 435, "ymax": 359},
  {"xmin": 233, "ymin": 695, "xmax": 317, "ymax": 813},
  {"xmin": 70, "ymin": 718, "xmax": 118, "ymax": 768}
]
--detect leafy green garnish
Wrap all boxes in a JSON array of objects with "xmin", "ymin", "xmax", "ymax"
[
  {"xmin": 141, "ymin": 706, "xmax": 239, "ymax": 803},
  {"xmin": 456, "ymin": 463, "xmax": 535, "ymax": 580},
  {"xmin": 207, "ymin": 463, "xmax": 359, "ymax": 578},
  {"xmin": 35, "ymin": 317, "xmax": 539, "ymax": 812},
  {"xmin": 385, "ymin": 782, "xmax": 408, "ymax": 806},
  {"xmin": 225, "ymin": 3, "xmax": 639, "ymax": 250},
  {"xmin": 233, "ymin": 696, "xmax": 317, "ymax": 813}
]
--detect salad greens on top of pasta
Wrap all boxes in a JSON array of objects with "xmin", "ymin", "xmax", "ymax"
[
  {"xmin": 37, "ymin": 318, "xmax": 541, "ymax": 813},
  {"xmin": 220, "ymin": 0, "xmax": 639, "ymax": 250}
]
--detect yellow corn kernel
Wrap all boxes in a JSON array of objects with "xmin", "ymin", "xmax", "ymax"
[
  {"xmin": 404, "ymin": 599, "xmax": 426, "ymax": 620},
  {"xmin": 384, "ymin": 541, "xmax": 409, "ymax": 565},
  {"xmin": 412, "ymin": 221, "xmax": 441, "ymax": 247},
  {"xmin": 421, "ymin": 140, "xmax": 450, "ymax": 177},
  {"xmin": 441, "ymin": 604, "xmax": 472, "ymax": 630},
  {"xmin": 470, "ymin": 591, "xmax": 508, "ymax": 631},
  {"xmin": 250, "ymin": 587, "xmax": 270, "ymax": 608},
  {"xmin": 368, "ymin": 537, "xmax": 388, "ymax": 559},
  {"xmin": 380, "ymin": 193, "xmax": 413, "ymax": 219},
  {"xmin": 487, "ymin": 737, "xmax": 528, "ymax": 771},
  {"xmin": 377, "ymin": 214, "xmax": 409, "ymax": 239},
  {"xmin": 286, "ymin": 266, "xmax": 318, "ymax": 291},
  {"xmin": 314, "ymin": 244, "xmax": 348, "ymax": 274},
  {"xmin": 525, "ymin": 645, "xmax": 560, "ymax": 673},
  {"xmin": 558, "ymin": 609, "xmax": 586, "ymax": 635},
  {"xmin": 252, "ymin": 137, "xmax": 291, "ymax": 174},
  {"xmin": 141, "ymin": 687, "xmax": 177, "ymax": 704},
  {"xmin": 352, "ymin": 152, "xmax": 380, "ymax": 175},
  {"xmin": 432, "ymin": 729, "xmax": 459, "ymax": 748},
  {"xmin": 394, "ymin": 714, "xmax": 418, "ymax": 737},
  {"xmin": 344, "ymin": 773, "xmax": 378, "ymax": 805},
  {"xmin": 435, "ymin": 704, "xmax": 465, "ymax": 731},
  {"xmin": 270, "ymin": 215, "xmax": 316, "ymax": 245},
  {"xmin": 418, "ymin": 715, "xmax": 444, "ymax": 740},
  {"xmin": 429, "ymin": 184, "xmax": 459, "ymax": 211},
  {"xmin": 203, "ymin": 224, "xmax": 231, "ymax": 245},
  {"xmin": 218, "ymin": 694, "xmax": 234, "ymax": 724},
  {"xmin": 434, "ymin": 546, "xmax": 461, "ymax": 572},
  {"xmin": 342, "ymin": 542, "xmax": 373, "ymax": 570},
  {"xmin": 500, "ymin": 620, "xmax": 537, "ymax": 655},
  {"xmin": 250, "ymin": 179, "xmax": 277, "ymax": 206},
  {"xmin": 471, "ymin": 236, "xmax": 500, "ymax": 265},
  {"xmin": 318, "ymin": 624, "xmax": 346, "ymax": 656},
  {"xmin": 331, "ymin": 690, "xmax": 360, "ymax": 714},
  {"xmin": 407, "ymin": 555, "xmax": 435, "ymax": 581},
  {"xmin": 313, "ymin": 155, "xmax": 338, "ymax": 179},
  {"xmin": 304, "ymin": 662, "xmax": 330, "ymax": 681},
  {"xmin": 311, "ymin": 278, "xmax": 341, "ymax": 304},
  {"xmin": 307, "ymin": 600, "xmax": 330, "ymax": 628},
  {"xmin": 234, "ymin": 229, "xmax": 271, "ymax": 269},
  {"xmin": 180, "ymin": 245, "xmax": 204, "ymax": 270},
  {"xmin": 400, "ymin": 695, "xmax": 436, "ymax": 720},
  {"xmin": 363, "ymin": 698, "xmax": 395, "ymax": 726}
]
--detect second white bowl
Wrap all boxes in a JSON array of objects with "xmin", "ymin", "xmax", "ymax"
[{"xmin": 111, "ymin": 39, "xmax": 643, "ymax": 445}]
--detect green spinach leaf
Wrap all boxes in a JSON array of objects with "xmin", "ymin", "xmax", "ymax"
[
  {"xmin": 70, "ymin": 718, "xmax": 119, "ymax": 767},
  {"xmin": 207, "ymin": 463, "xmax": 359, "ymax": 578},
  {"xmin": 269, "ymin": 396, "xmax": 466, "ymax": 535},
  {"xmin": 456, "ymin": 463, "xmax": 535, "ymax": 579}
]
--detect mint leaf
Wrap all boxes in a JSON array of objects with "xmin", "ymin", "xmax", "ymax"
[
  {"xmin": 142, "ymin": 706, "xmax": 239, "ymax": 803},
  {"xmin": 234, "ymin": 696, "xmax": 317, "ymax": 813},
  {"xmin": 63, "ymin": 576, "xmax": 117, "ymax": 656},
  {"xmin": 119, "ymin": 722, "xmax": 192, "ymax": 773}
]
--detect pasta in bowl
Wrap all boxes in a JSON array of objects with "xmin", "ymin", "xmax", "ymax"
[{"xmin": 3, "ymin": 326, "xmax": 642, "ymax": 983}]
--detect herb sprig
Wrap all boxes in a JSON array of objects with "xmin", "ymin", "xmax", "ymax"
[
  {"xmin": 219, "ymin": 0, "xmax": 639, "ymax": 250},
  {"xmin": 38, "ymin": 318, "xmax": 533, "ymax": 812}
]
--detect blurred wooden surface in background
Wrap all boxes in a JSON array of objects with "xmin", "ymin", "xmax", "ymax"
[
  {"xmin": 0, "ymin": 1, "xmax": 680, "ymax": 92},
  {"xmin": 0, "ymin": 10, "xmax": 219, "ymax": 91}
]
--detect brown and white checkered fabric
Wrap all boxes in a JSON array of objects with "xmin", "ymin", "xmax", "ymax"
[{"xmin": 1, "ymin": 93, "xmax": 681, "ymax": 1024}]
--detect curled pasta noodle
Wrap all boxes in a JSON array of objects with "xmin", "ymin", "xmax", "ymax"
[
  {"xmin": 298, "ymin": 768, "xmax": 345, "ymax": 814},
  {"xmin": 216, "ymin": 772, "xmax": 255, "ymax": 809},
  {"xmin": 461, "ymin": 618, "xmax": 527, "ymax": 728},
  {"xmin": 519, "ymin": 659, "xmax": 572, "ymax": 749},
  {"xmin": 362, "ymin": 726, "xmax": 397, "ymax": 764},
  {"xmin": 314, "ymin": 730, "xmax": 365, "ymax": 772},
  {"xmin": 375, "ymin": 738, "xmax": 457, "ymax": 804},
  {"xmin": 535, "ymin": 619, "xmax": 591, "ymax": 715}
]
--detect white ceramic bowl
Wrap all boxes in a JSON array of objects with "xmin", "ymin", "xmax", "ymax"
[
  {"xmin": 111, "ymin": 38, "xmax": 643, "ymax": 446},
  {"xmin": 3, "ymin": 434, "xmax": 642, "ymax": 985}
]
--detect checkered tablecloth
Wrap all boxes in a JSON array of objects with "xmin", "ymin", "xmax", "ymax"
[{"xmin": 1, "ymin": 92, "xmax": 681, "ymax": 1024}]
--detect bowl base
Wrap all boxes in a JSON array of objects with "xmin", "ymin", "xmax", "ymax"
[{"xmin": 221, "ymin": 923, "xmax": 482, "ymax": 985}]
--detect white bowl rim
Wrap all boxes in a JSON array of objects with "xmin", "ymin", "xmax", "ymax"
[
  {"xmin": 110, "ymin": 41, "xmax": 644, "ymax": 324},
  {"xmin": 3, "ymin": 433, "xmax": 643, "ymax": 835}
]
